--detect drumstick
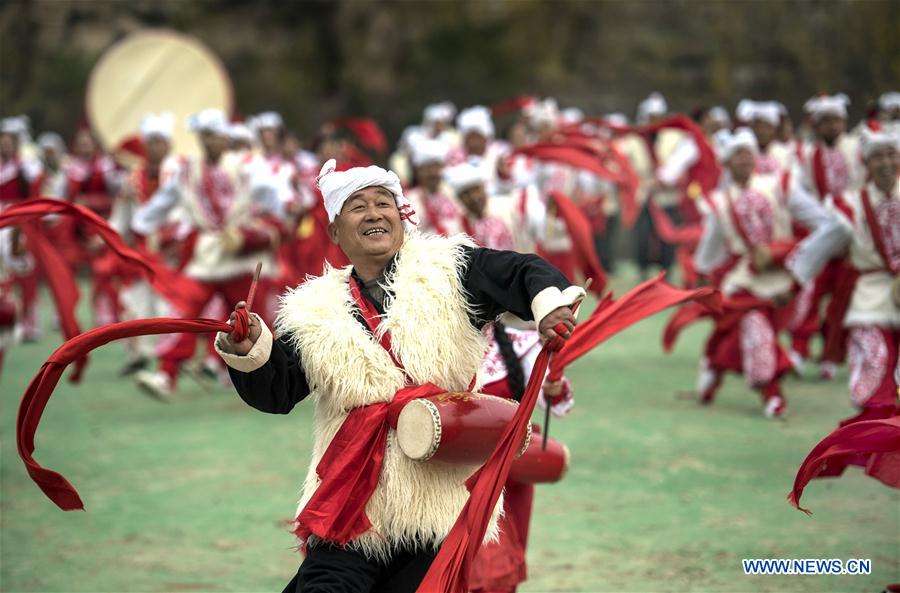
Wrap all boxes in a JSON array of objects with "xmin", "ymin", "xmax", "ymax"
[
  {"xmin": 542, "ymin": 279, "xmax": 591, "ymax": 450},
  {"xmin": 245, "ymin": 261, "xmax": 263, "ymax": 312}
]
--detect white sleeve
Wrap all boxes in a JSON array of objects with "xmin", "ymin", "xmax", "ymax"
[
  {"xmin": 657, "ymin": 139, "xmax": 699, "ymax": 187},
  {"xmin": 785, "ymin": 200, "xmax": 852, "ymax": 285},
  {"xmin": 693, "ymin": 210, "xmax": 728, "ymax": 274},
  {"xmin": 786, "ymin": 178, "xmax": 829, "ymax": 231},
  {"xmin": 132, "ymin": 173, "xmax": 182, "ymax": 235}
]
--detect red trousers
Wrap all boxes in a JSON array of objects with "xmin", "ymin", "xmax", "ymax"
[
  {"xmin": 158, "ymin": 274, "xmax": 264, "ymax": 384},
  {"xmin": 819, "ymin": 327, "xmax": 899, "ymax": 477},
  {"xmin": 789, "ymin": 259, "xmax": 848, "ymax": 363},
  {"xmin": 704, "ymin": 301, "xmax": 792, "ymax": 402}
]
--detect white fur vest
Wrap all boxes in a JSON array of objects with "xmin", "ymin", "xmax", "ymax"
[{"xmin": 274, "ymin": 232, "xmax": 500, "ymax": 559}]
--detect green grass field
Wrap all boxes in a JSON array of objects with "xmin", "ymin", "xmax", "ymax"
[{"xmin": 2, "ymin": 271, "xmax": 898, "ymax": 593}]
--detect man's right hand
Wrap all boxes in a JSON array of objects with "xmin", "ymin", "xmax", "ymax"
[{"xmin": 220, "ymin": 301, "xmax": 262, "ymax": 355}]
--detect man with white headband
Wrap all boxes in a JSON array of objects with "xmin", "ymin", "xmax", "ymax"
[
  {"xmin": 448, "ymin": 105, "xmax": 511, "ymax": 194},
  {"xmin": 31, "ymin": 133, "xmax": 67, "ymax": 199},
  {"xmin": 215, "ymin": 159, "xmax": 583, "ymax": 593},
  {"xmin": 791, "ymin": 94, "xmax": 865, "ymax": 379},
  {"xmin": 108, "ymin": 113, "xmax": 174, "ymax": 375},
  {"xmin": 693, "ymin": 127, "xmax": 834, "ymax": 418},
  {"xmin": 404, "ymin": 137, "xmax": 464, "ymax": 236},
  {"xmin": 786, "ymin": 130, "xmax": 899, "ymax": 467},
  {"xmin": 132, "ymin": 108, "xmax": 283, "ymax": 398},
  {"xmin": 737, "ymin": 100, "xmax": 793, "ymax": 175}
]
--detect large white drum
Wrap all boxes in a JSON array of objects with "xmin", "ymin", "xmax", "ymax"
[{"xmin": 86, "ymin": 28, "xmax": 233, "ymax": 157}]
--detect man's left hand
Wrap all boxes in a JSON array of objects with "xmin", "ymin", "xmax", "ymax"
[{"xmin": 539, "ymin": 305, "xmax": 576, "ymax": 343}]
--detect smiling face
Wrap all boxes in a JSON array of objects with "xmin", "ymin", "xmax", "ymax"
[
  {"xmin": 865, "ymin": 145, "xmax": 899, "ymax": 192},
  {"xmin": 328, "ymin": 185, "xmax": 404, "ymax": 267},
  {"xmin": 727, "ymin": 147, "xmax": 756, "ymax": 184}
]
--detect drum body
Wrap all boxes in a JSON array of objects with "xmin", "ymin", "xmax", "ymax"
[
  {"xmin": 509, "ymin": 431, "xmax": 570, "ymax": 484},
  {"xmin": 86, "ymin": 29, "xmax": 233, "ymax": 158},
  {"xmin": 396, "ymin": 391, "xmax": 530, "ymax": 464}
]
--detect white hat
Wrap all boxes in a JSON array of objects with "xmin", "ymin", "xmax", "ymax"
[
  {"xmin": 737, "ymin": 100, "xmax": 781, "ymax": 126},
  {"xmin": 317, "ymin": 158, "xmax": 418, "ymax": 226},
  {"xmin": 186, "ymin": 109, "xmax": 229, "ymax": 135},
  {"xmin": 457, "ymin": 106, "xmax": 495, "ymax": 138},
  {"xmin": 714, "ymin": 127, "xmax": 758, "ymax": 162},
  {"xmin": 637, "ymin": 92, "xmax": 667, "ymax": 123},
  {"xmin": 228, "ymin": 122, "xmax": 255, "ymax": 144},
  {"xmin": 804, "ymin": 94, "xmax": 849, "ymax": 121},
  {"xmin": 443, "ymin": 161, "xmax": 485, "ymax": 194},
  {"xmin": 878, "ymin": 92, "xmax": 900, "ymax": 112},
  {"xmin": 140, "ymin": 112, "xmax": 174, "ymax": 139},
  {"xmin": 0, "ymin": 115, "xmax": 30, "ymax": 137},
  {"xmin": 423, "ymin": 102, "xmax": 457, "ymax": 124},
  {"xmin": 251, "ymin": 111, "xmax": 284, "ymax": 131},
  {"xmin": 861, "ymin": 129, "xmax": 900, "ymax": 160},
  {"xmin": 410, "ymin": 138, "xmax": 449, "ymax": 167},
  {"xmin": 525, "ymin": 98, "xmax": 560, "ymax": 127},
  {"xmin": 604, "ymin": 112, "xmax": 629, "ymax": 126},
  {"xmin": 37, "ymin": 132, "xmax": 65, "ymax": 154},
  {"xmin": 560, "ymin": 107, "xmax": 584, "ymax": 126},
  {"xmin": 708, "ymin": 106, "xmax": 731, "ymax": 126}
]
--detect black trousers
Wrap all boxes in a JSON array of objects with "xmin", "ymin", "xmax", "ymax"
[
  {"xmin": 282, "ymin": 543, "xmax": 438, "ymax": 593},
  {"xmin": 635, "ymin": 203, "xmax": 679, "ymax": 274}
]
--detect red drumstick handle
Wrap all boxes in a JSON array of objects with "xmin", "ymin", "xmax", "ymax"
[{"xmin": 246, "ymin": 261, "xmax": 263, "ymax": 312}]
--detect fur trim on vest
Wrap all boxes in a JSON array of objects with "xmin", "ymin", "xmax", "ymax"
[{"xmin": 275, "ymin": 232, "xmax": 500, "ymax": 559}]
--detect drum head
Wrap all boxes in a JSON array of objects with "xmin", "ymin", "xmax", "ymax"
[
  {"xmin": 86, "ymin": 29, "xmax": 233, "ymax": 157},
  {"xmin": 397, "ymin": 399, "xmax": 441, "ymax": 461}
]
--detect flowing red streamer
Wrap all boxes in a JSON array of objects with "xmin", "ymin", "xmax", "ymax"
[
  {"xmin": 788, "ymin": 416, "xmax": 900, "ymax": 513},
  {"xmin": 548, "ymin": 191, "xmax": 607, "ymax": 296},
  {"xmin": 16, "ymin": 318, "xmax": 234, "ymax": 511},
  {"xmin": 547, "ymin": 274, "xmax": 721, "ymax": 381}
]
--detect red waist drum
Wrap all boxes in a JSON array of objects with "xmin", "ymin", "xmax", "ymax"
[
  {"xmin": 395, "ymin": 392, "xmax": 531, "ymax": 464},
  {"xmin": 509, "ymin": 431, "xmax": 570, "ymax": 484}
]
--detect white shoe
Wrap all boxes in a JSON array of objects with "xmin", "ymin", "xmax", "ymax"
[
  {"xmin": 818, "ymin": 361, "xmax": 837, "ymax": 381},
  {"xmin": 764, "ymin": 395, "xmax": 786, "ymax": 419},
  {"xmin": 135, "ymin": 370, "xmax": 174, "ymax": 402},
  {"xmin": 788, "ymin": 350, "xmax": 806, "ymax": 374}
]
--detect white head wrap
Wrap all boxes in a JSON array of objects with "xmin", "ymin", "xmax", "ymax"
[
  {"xmin": 423, "ymin": 102, "xmax": 457, "ymax": 125},
  {"xmin": 637, "ymin": 92, "xmax": 668, "ymax": 123},
  {"xmin": 140, "ymin": 112, "xmax": 174, "ymax": 140},
  {"xmin": 0, "ymin": 115, "xmax": 30, "ymax": 137},
  {"xmin": 443, "ymin": 161, "xmax": 486, "ymax": 194},
  {"xmin": 525, "ymin": 98, "xmax": 560, "ymax": 128},
  {"xmin": 604, "ymin": 112, "xmax": 629, "ymax": 126},
  {"xmin": 804, "ymin": 94, "xmax": 849, "ymax": 121},
  {"xmin": 250, "ymin": 111, "xmax": 284, "ymax": 131},
  {"xmin": 457, "ymin": 106, "xmax": 495, "ymax": 139},
  {"xmin": 186, "ymin": 109, "xmax": 229, "ymax": 135},
  {"xmin": 737, "ymin": 100, "xmax": 781, "ymax": 126},
  {"xmin": 560, "ymin": 107, "xmax": 584, "ymax": 126},
  {"xmin": 410, "ymin": 138, "xmax": 449, "ymax": 167},
  {"xmin": 708, "ymin": 106, "xmax": 732, "ymax": 126},
  {"xmin": 878, "ymin": 92, "xmax": 900, "ymax": 112},
  {"xmin": 715, "ymin": 127, "xmax": 758, "ymax": 162},
  {"xmin": 228, "ymin": 122, "xmax": 255, "ymax": 144},
  {"xmin": 37, "ymin": 132, "xmax": 65, "ymax": 154},
  {"xmin": 861, "ymin": 129, "xmax": 900, "ymax": 160},
  {"xmin": 317, "ymin": 158, "xmax": 418, "ymax": 226}
]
